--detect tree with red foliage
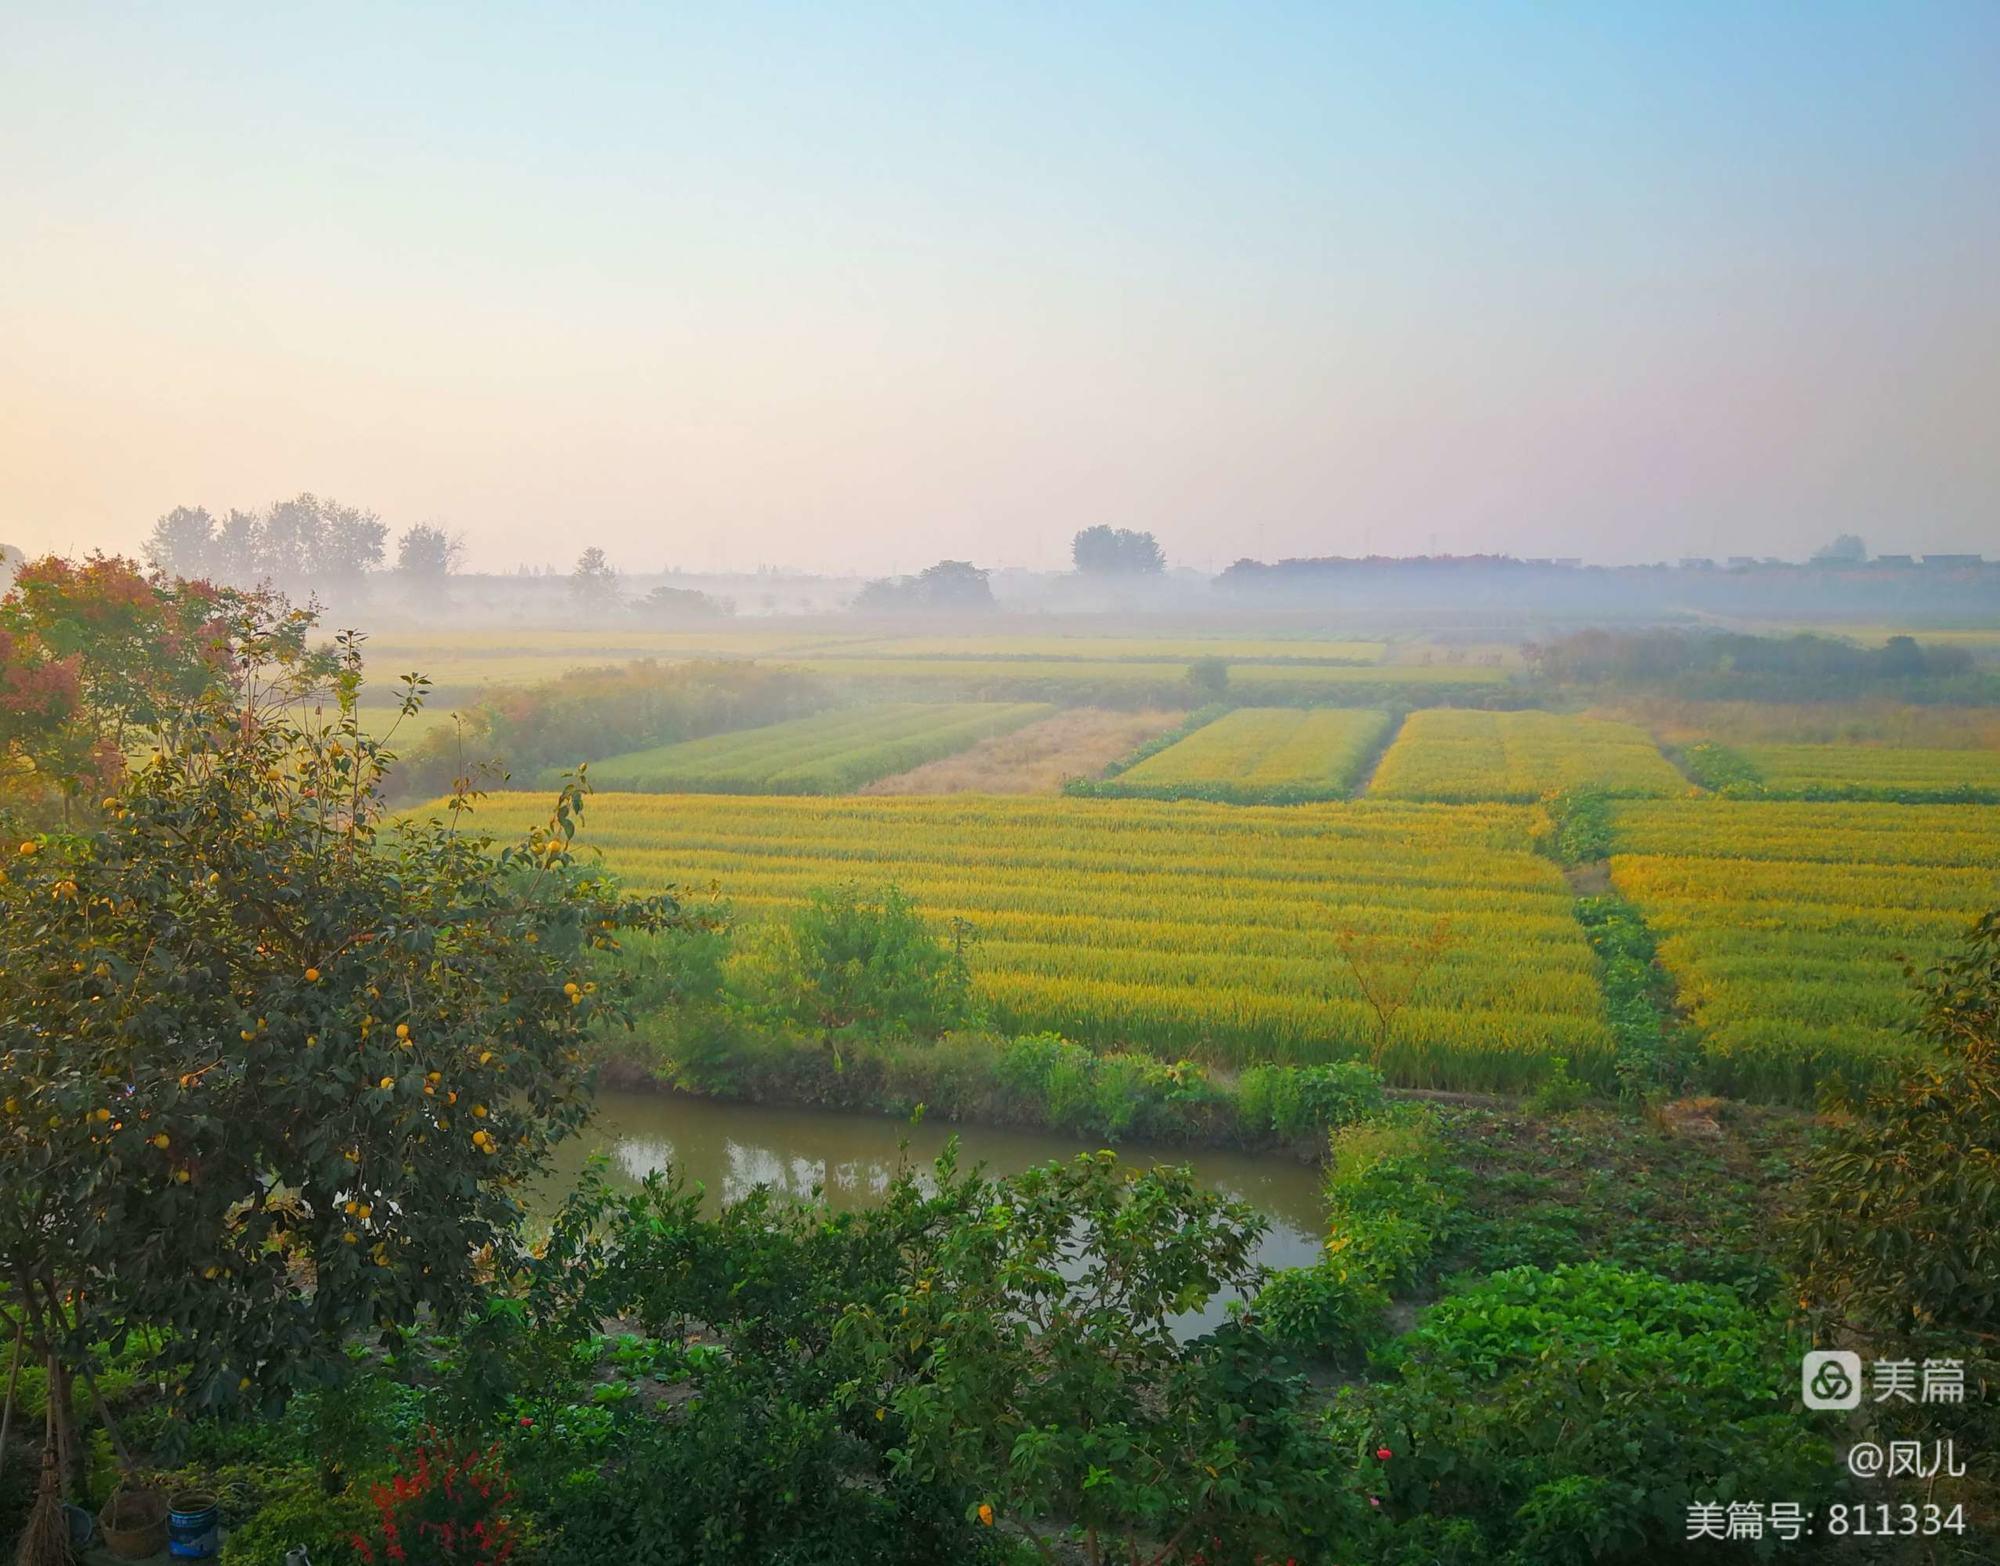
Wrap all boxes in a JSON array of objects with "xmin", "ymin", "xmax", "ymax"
[{"xmin": 0, "ymin": 553, "xmax": 303, "ymax": 812}]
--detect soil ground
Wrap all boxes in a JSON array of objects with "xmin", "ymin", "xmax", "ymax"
[{"xmin": 861, "ymin": 707, "xmax": 1182, "ymax": 795}]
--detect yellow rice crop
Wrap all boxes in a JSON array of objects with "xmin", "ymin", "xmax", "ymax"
[
  {"xmin": 1610, "ymin": 799, "xmax": 2000, "ymax": 1099},
  {"xmin": 439, "ymin": 792, "xmax": 1614, "ymax": 1091},
  {"xmin": 1369, "ymin": 709, "xmax": 1688, "ymax": 802}
]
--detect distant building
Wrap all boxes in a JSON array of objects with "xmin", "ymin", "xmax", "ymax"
[
  {"xmin": 1872, "ymin": 553, "xmax": 1914, "ymax": 567},
  {"xmin": 1921, "ymin": 554, "xmax": 1983, "ymax": 567},
  {"xmin": 1678, "ymin": 557, "xmax": 1715, "ymax": 569},
  {"xmin": 1727, "ymin": 556, "xmax": 1759, "ymax": 568}
]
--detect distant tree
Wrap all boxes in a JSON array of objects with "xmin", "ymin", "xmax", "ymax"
[
  {"xmin": 1877, "ymin": 633, "xmax": 1927, "ymax": 679},
  {"xmin": 1186, "ymin": 656, "xmax": 1230, "ymax": 700},
  {"xmin": 143, "ymin": 506, "xmax": 219, "ymax": 578},
  {"xmin": 635, "ymin": 584, "xmax": 732, "ymax": 622},
  {"xmin": 1073, "ymin": 525, "xmax": 1166, "ymax": 575},
  {"xmin": 913, "ymin": 559, "xmax": 994, "ymax": 607},
  {"xmin": 570, "ymin": 547, "xmax": 621, "ymax": 609},
  {"xmin": 213, "ymin": 509, "xmax": 261, "ymax": 582},
  {"xmin": 852, "ymin": 559, "xmax": 995, "ymax": 612},
  {"xmin": 1811, "ymin": 533, "xmax": 1867, "ymax": 564},
  {"xmin": 395, "ymin": 523, "xmax": 466, "ymax": 578},
  {"xmin": 255, "ymin": 494, "xmax": 320, "ymax": 583},
  {"xmin": 317, "ymin": 497, "xmax": 389, "ymax": 587}
]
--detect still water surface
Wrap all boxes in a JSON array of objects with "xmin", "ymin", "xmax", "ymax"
[{"xmin": 544, "ymin": 1090, "xmax": 1328, "ymax": 1334}]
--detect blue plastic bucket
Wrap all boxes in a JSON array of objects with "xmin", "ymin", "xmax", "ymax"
[{"xmin": 168, "ymin": 1491, "xmax": 220, "ymax": 1559}]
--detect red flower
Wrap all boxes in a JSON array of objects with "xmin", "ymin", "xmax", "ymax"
[{"xmin": 1375, "ymin": 1446, "xmax": 1393, "ymax": 1460}]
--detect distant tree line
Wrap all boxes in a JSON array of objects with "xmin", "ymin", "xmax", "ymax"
[
  {"xmin": 143, "ymin": 495, "xmax": 464, "ymax": 591},
  {"xmin": 1525, "ymin": 627, "xmax": 1985, "ymax": 699},
  {"xmin": 565, "ymin": 548, "xmax": 735, "ymax": 622},
  {"xmin": 853, "ymin": 559, "xmax": 995, "ymax": 612}
]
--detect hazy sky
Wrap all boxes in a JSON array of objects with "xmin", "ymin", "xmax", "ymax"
[{"xmin": 3, "ymin": 2, "xmax": 1996, "ymax": 574}]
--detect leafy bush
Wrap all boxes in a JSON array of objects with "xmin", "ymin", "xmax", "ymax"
[
  {"xmin": 1185, "ymin": 655, "xmax": 1230, "ymax": 699},
  {"xmin": 510, "ymin": 1149, "xmax": 1334, "ymax": 1565},
  {"xmin": 525, "ymin": 1365, "xmax": 985, "ymax": 1566},
  {"xmin": 1257, "ymin": 1112, "xmax": 1451, "ymax": 1358},
  {"xmin": 1678, "ymin": 739, "xmax": 1763, "ymax": 794},
  {"xmin": 219, "ymin": 1478, "xmax": 374, "ymax": 1566},
  {"xmin": 1536, "ymin": 785, "xmax": 1614, "ymax": 864},
  {"xmin": 1341, "ymin": 1263, "xmax": 1834, "ymax": 1565},
  {"xmin": 732, "ymin": 883, "xmax": 977, "ymax": 1039},
  {"xmin": 1524, "ymin": 1054, "xmax": 1592, "ymax": 1114},
  {"xmin": 1236, "ymin": 1061, "xmax": 1387, "ymax": 1138},
  {"xmin": 648, "ymin": 1019, "xmax": 1385, "ymax": 1150}
]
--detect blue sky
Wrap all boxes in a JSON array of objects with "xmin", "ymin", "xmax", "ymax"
[{"xmin": 2, "ymin": 2, "xmax": 1995, "ymax": 571}]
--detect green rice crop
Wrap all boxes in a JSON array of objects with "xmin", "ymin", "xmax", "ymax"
[{"xmin": 568, "ymin": 702, "xmax": 1053, "ymax": 793}]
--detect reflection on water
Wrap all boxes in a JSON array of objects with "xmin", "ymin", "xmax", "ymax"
[{"xmin": 543, "ymin": 1089, "xmax": 1330, "ymax": 1335}]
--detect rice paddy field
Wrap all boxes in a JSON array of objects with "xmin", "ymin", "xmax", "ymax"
[
  {"xmin": 445, "ymin": 792, "xmax": 1616, "ymax": 1092},
  {"xmin": 814, "ymin": 636, "xmax": 1389, "ymax": 664},
  {"xmin": 1609, "ymin": 799, "xmax": 2000, "ymax": 1100},
  {"xmin": 1733, "ymin": 743, "xmax": 1998, "ymax": 802},
  {"xmin": 1368, "ymin": 709, "xmax": 1688, "ymax": 802},
  {"xmin": 787, "ymin": 658, "xmax": 1507, "ymax": 690},
  {"xmin": 348, "ymin": 627, "xmax": 1505, "ymax": 711},
  {"xmin": 1086, "ymin": 707, "xmax": 1393, "ymax": 802},
  {"xmin": 572, "ymin": 702, "xmax": 1053, "ymax": 794}
]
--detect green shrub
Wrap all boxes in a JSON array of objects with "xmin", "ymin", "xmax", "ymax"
[
  {"xmin": 648, "ymin": 1021, "xmax": 1372, "ymax": 1150},
  {"xmin": 1341, "ymin": 1263, "xmax": 1834, "ymax": 1564},
  {"xmin": 1185, "ymin": 655, "xmax": 1231, "ymax": 699},
  {"xmin": 1536, "ymin": 786, "xmax": 1614, "ymax": 864},
  {"xmin": 218, "ymin": 1477, "xmax": 374, "ymax": 1566},
  {"xmin": 1255, "ymin": 1261, "xmax": 1388, "ymax": 1352},
  {"xmin": 1679, "ymin": 740, "xmax": 1763, "ymax": 794},
  {"xmin": 1525, "ymin": 1054, "xmax": 1592, "ymax": 1114},
  {"xmin": 1257, "ymin": 1111, "xmax": 1451, "ymax": 1359},
  {"xmin": 732, "ymin": 883, "xmax": 977, "ymax": 1039},
  {"xmin": 1236, "ymin": 1061, "xmax": 1386, "ymax": 1138},
  {"xmin": 527, "ymin": 1370, "xmax": 987, "ymax": 1566}
]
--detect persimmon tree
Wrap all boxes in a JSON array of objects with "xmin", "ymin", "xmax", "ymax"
[{"xmin": 0, "ymin": 598, "xmax": 683, "ymax": 1484}]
